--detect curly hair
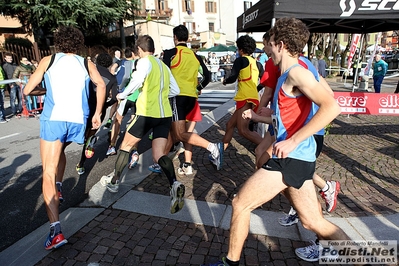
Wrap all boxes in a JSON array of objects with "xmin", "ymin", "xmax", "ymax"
[
  {"xmin": 236, "ymin": 35, "xmax": 256, "ymax": 55},
  {"xmin": 95, "ymin": 53, "xmax": 113, "ymax": 68},
  {"xmin": 54, "ymin": 26, "xmax": 84, "ymax": 54},
  {"xmin": 269, "ymin": 17, "xmax": 309, "ymax": 57}
]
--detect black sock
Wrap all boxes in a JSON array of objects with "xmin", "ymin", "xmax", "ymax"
[
  {"xmin": 225, "ymin": 257, "xmax": 239, "ymax": 266},
  {"xmin": 158, "ymin": 155, "xmax": 176, "ymax": 186},
  {"xmin": 113, "ymin": 150, "xmax": 130, "ymax": 183},
  {"xmin": 183, "ymin": 162, "xmax": 191, "ymax": 167}
]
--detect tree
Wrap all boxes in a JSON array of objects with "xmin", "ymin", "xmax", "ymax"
[{"xmin": 0, "ymin": 0, "xmax": 139, "ymax": 48}]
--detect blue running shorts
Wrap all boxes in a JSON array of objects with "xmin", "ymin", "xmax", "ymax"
[{"xmin": 40, "ymin": 120, "xmax": 86, "ymax": 144}]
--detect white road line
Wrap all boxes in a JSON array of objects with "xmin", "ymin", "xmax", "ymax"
[{"xmin": 0, "ymin": 133, "xmax": 21, "ymax": 141}]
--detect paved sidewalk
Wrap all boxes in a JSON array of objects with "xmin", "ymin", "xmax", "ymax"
[{"xmin": 1, "ymin": 78, "xmax": 399, "ymax": 265}]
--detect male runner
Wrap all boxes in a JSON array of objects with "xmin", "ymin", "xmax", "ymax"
[
  {"xmin": 23, "ymin": 26, "xmax": 106, "ymax": 250},
  {"xmin": 100, "ymin": 35, "xmax": 184, "ymax": 214},
  {"xmin": 205, "ymin": 17, "xmax": 350, "ymax": 266}
]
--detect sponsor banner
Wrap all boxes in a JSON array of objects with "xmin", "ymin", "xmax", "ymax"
[
  {"xmin": 347, "ymin": 34, "xmax": 361, "ymax": 71},
  {"xmin": 319, "ymin": 240, "xmax": 397, "ymax": 264},
  {"xmin": 340, "ymin": 0, "xmax": 399, "ymax": 17},
  {"xmin": 334, "ymin": 92, "xmax": 399, "ymax": 115}
]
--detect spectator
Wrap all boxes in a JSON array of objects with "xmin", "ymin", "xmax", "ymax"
[
  {"xmin": 209, "ymin": 52, "xmax": 219, "ymax": 82},
  {"xmin": 373, "ymin": 54, "xmax": 388, "ymax": 93},
  {"xmin": 0, "ymin": 65, "xmax": 8, "ymax": 123},
  {"xmin": 13, "ymin": 57, "xmax": 37, "ymax": 112},
  {"xmin": 2, "ymin": 52, "xmax": 20, "ymax": 116},
  {"xmin": 309, "ymin": 53, "xmax": 318, "ymax": 72},
  {"xmin": 317, "ymin": 54, "xmax": 327, "ymax": 78}
]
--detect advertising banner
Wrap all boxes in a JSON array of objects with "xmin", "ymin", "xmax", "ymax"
[
  {"xmin": 347, "ymin": 34, "xmax": 362, "ymax": 71},
  {"xmin": 334, "ymin": 92, "xmax": 399, "ymax": 115}
]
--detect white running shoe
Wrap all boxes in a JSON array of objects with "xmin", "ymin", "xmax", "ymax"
[
  {"xmin": 177, "ymin": 164, "xmax": 193, "ymax": 175},
  {"xmin": 320, "ymin": 180, "xmax": 341, "ymax": 213},
  {"xmin": 170, "ymin": 181, "xmax": 185, "ymax": 214},
  {"xmin": 278, "ymin": 206, "xmax": 299, "ymax": 226}
]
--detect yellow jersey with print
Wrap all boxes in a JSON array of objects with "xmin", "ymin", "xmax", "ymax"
[
  {"xmin": 136, "ymin": 56, "xmax": 172, "ymax": 118},
  {"xmin": 170, "ymin": 46, "xmax": 200, "ymax": 98},
  {"xmin": 234, "ymin": 55, "xmax": 259, "ymax": 102}
]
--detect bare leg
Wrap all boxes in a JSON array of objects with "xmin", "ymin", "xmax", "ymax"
[
  {"xmin": 255, "ymin": 132, "xmax": 274, "ymax": 168},
  {"xmin": 183, "ymin": 121, "xmax": 196, "ymax": 163},
  {"xmin": 41, "ymin": 139, "xmax": 64, "ymax": 223},
  {"xmin": 227, "ymin": 169, "xmax": 288, "ymax": 261},
  {"xmin": 288, "ymin": 180, "xmax": 350, "ymax": 240},
  {"xmin": 313, "ymin": 173, "xmax": 327, "ymax": 190},
  {"xmin": 110, "ymin": 112, "xmax": 123, "ymax": 147}
]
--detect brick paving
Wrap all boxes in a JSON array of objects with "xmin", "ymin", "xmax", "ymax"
[{"xmin": 34, "ymin": 81, "xmax": 399, "ymax": 265}]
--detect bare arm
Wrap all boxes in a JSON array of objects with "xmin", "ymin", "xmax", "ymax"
[
  {"xmin": 110, "ymin": 62, "xmax": 119, "ymax": 75},
  {"xmin": 23, "ymin": 56, "xmax": 51, "ymax": 96},
  {"xmin": 88, "ymin": 60, "xmax": 106, "ymax": 129},
  {"xmin": 274, "ymin": 67, "xmax": 340, "ymax": 158}
]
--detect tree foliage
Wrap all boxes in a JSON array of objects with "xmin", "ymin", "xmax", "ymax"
[{"xmin": 0, "ymin": 0, "xmax": 141, "ymax": 45}]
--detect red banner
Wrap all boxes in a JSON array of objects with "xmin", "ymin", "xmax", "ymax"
[
  {"xmin": 334, "ymin": 92, "xmax": 399, "ymax": 115},
  {"xmin": 347, "ymin": 34, "xmax": 361, "ymax": 71}
]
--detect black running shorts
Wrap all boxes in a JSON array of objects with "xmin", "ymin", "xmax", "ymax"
[{"xmin": 262, "ymin": 158, "xmax": 315, "ymax": 189}]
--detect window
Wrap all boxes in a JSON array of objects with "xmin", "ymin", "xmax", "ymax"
[
  {"xmin": 244, "ymin": 1, "xmax": 252, "ymax": 11},
  {"xmin": 158, "ymin": 0, "xmax": 166, "ymax": 11},
  {"xmin": 209, "ymin": 22, "xmax": 214, "ymax": 32},
  {"xmin": 205, "ymin": 1, "xmax": 216, "ymax": 13},
  {"xmin": 184, "ymin": 22, "xmax": 196, "ymax": 33},
  {"xmin": 182, "ymin": 0, "xmax": 195, "ymax": 13}
]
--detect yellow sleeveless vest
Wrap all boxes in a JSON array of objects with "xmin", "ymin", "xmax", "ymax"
[
  {"xmin": 234, "ymin": 55, "xmax": 259, "ymax": 102},
  {"xmin": 136, "ymin": 56, "xmax": 172, "ymax": 118},
  {"xmin": 170, "ymin": 46, "xmax": 200, "ymax": 98}
]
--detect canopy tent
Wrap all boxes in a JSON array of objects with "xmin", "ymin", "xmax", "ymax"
[
  {"xmin": 237, "ymin": 0, "xmax": 399, "ymax": 34},
  {"xmin": 202, "ymin": 44, "xmax": 236, "ymax": 52}
]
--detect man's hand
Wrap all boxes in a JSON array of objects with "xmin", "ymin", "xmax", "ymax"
[
  {"xmin": 258, "ymin": 107, "xmax": 273, "ymax": 117},
  {"xmin": 272, "ymin": 138, "xmax": 297, "ymax": 158},
  {"xmin": 242, "ymin": 109, "xmax": 256, "ymax": 120},
  {"xmin": 91, "ymin": 114, "xmax": 102, "ymax": 130}
]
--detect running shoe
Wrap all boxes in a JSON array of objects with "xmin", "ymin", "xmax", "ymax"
[
  {"xmin": 128, "ymin": 150, "xmax": 139, "ymax": 169},
  {"xmin": 0, "ymin": 119, "xmax": 8, "ymax": 123},
  {"xmin": 104, "ymin": 118, "xmax": 112, "ymax": 128},
  {"xmin": 170, "ymin": 181, "xmax": 185, "ymax": 214},
  {"xmin": 44, "ymin": 232, "xmax": 68, "ymax": 250},
  {"xmin": 149, "ymin": 163, "xmax": 162, "ymax": 173},
  {"xmin": 320, "ymin": 180, "xmax": 341, "ymax": 213},
  {"xmin": 76, "ymin": 165, "xmax": 85, "ymax": 175},
  {"xmin": 177, "ymin": 163, "xmax": 193, "ymax": 176},
  {"xmin": 296, "ymin": 240, "xmax": 339, "ymax": 262},
  {"xmin": 278, "ymin": 207, "xmax": 299, "ymax": 226},
  {"xmin": 106, "ymin": 146, "xmax": 117, "ymax": 156},
  {"xmin": 106, "ymin": 180, "xmax": 119, "ymax": 193},
  {"xmin": 201, "ymin": 257, "xmax": 229, "ymax": 266},
  {"xmin": 295, "ymin": 240, "xmax": 320, "ymax": 262},
  {"xmin": 100, "ymin": 175, "xmax": 113, "ymax": 187},
  {"xmin": 171, "ymin": 142, "xmax": 185, "ymax": 160},
  {"xmin": 56, "ymin": 183, "xmax": 64, "ymax": 203},
  {"xmin": 84, "ymin": 135, "xmax": 97, "ymax": 159},
  {"xmin": 210, "ymin": 142, "xmax": 224, "ymax": 171}
]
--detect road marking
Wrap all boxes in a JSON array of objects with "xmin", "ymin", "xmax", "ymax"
[{"xmin": 0, "ymin": 132, "xmax": 21, "ymax": 140}]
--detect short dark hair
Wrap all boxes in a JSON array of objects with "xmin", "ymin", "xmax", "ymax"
[
  {"xmin": 269, "ymin": 17, "xmax": 309, "ymax": 57},
  {"xmin": 236, "ymin": 35, "xmax": 256, "ymax": 55},
  {"xmin": 262, "ymin": 32, "xmax": 270, "ymax": 42},
  {"xmin": 54, "ymin": 26, "xmax": 84, "ymax": 54},
  {"xmin": 95, "ymin": 53, "xmax": 113, "ymax": 68},
  {"xmin": 124, "ymin": 48, "xmax": 133, "ymax": 58},
  {"xmin": 173, "ymin": 25, "xmax": 189, "ymax": 42},
  {"xmin": 136, "ymin": 35, "xmax": 155, "ymax": 53}
]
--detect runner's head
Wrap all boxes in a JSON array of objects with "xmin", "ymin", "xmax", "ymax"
[
  {"xmin": 96, "ymin": 53, "xmax": 113, "ymax": 68},
  {"xmin": 173, "ymin": 25, "xmax": 189, "ymax": 43},
  {"xmin": 269, "ymin": 17, "xmax": 309, "ymax": 57},
  {"xmin": 54, "ymin": 26, "xmax": 84, "ymax": 54},
  {"xmin": 136, "ymin": 35, "xmax": 155, "ymax": 55},
  {"xmin": 236, "ymin": 35, "xmax": 256, "ymax": 56}
]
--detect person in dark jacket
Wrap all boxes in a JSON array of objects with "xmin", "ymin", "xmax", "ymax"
[{"xmin": 2, "ymin": 52, "xmax": 20, "ymax": 115}]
